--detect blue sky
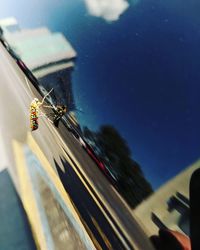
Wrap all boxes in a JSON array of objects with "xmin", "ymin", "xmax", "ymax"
[{"xmin": 1, "ymin": 0, "xmax": 200, "ymax": 189}]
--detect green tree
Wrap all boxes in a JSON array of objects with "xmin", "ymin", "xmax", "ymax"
[{"xmin": 96, "ymin": 125, "xmax": 153, "ymax": 208}]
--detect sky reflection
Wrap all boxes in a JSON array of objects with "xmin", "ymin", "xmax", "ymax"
[{"xmin": 0, "ymin": 0, "xmax": 199, "ymax": 190}]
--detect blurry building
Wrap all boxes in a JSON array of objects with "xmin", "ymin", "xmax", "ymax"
[
  {"xmin": 0, "ymin": 17, "xmax": 76, "ymax": 110},
  {"xmin": 134, "ymin": 159, "xmax": 200, "ymax": 237},
  {"xmin": 0, "ymin": 17, "xmax": 20, "ymax": 34}
]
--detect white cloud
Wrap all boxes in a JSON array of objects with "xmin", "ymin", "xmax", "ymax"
[{"xmin": 84, "ymin": 0, "xmax": 130, "ymax": 22}]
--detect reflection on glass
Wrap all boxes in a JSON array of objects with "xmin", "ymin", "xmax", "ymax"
[
  {"xmin": 0, "ymin": 0, "xmax": 199, "ymax": 248},
  {"xmin": 83, "ymin": 125, "xmax": 153, "ymax": 207}
]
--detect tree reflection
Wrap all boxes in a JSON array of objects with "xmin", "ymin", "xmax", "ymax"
[{"xmin": 83, "ymin": 125, "xmax": 153, "ymax": 208}]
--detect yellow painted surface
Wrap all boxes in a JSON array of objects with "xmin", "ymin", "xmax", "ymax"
[
  {"xmin": 26, "ymin": 133, "xmax": 95, "ymax": 247},
  {"xmin": 91, "ymin": 217, "xmax": 112, "ymax": 250},
  {"xmin": 13, "ymin": 140, "xmax": 48, "ymax": 250},
  {"xmin": 13, "ymin": 133, "xmax": 96, "ymax": 250}
]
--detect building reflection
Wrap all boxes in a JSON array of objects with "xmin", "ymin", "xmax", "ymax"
[
  {"xmin": 135, "ymin": 160, "xmax": 200, "ymax": 237},
  {"xmin": 0, "ymin": 17, "xmax": 76, "ymax": 110}
]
